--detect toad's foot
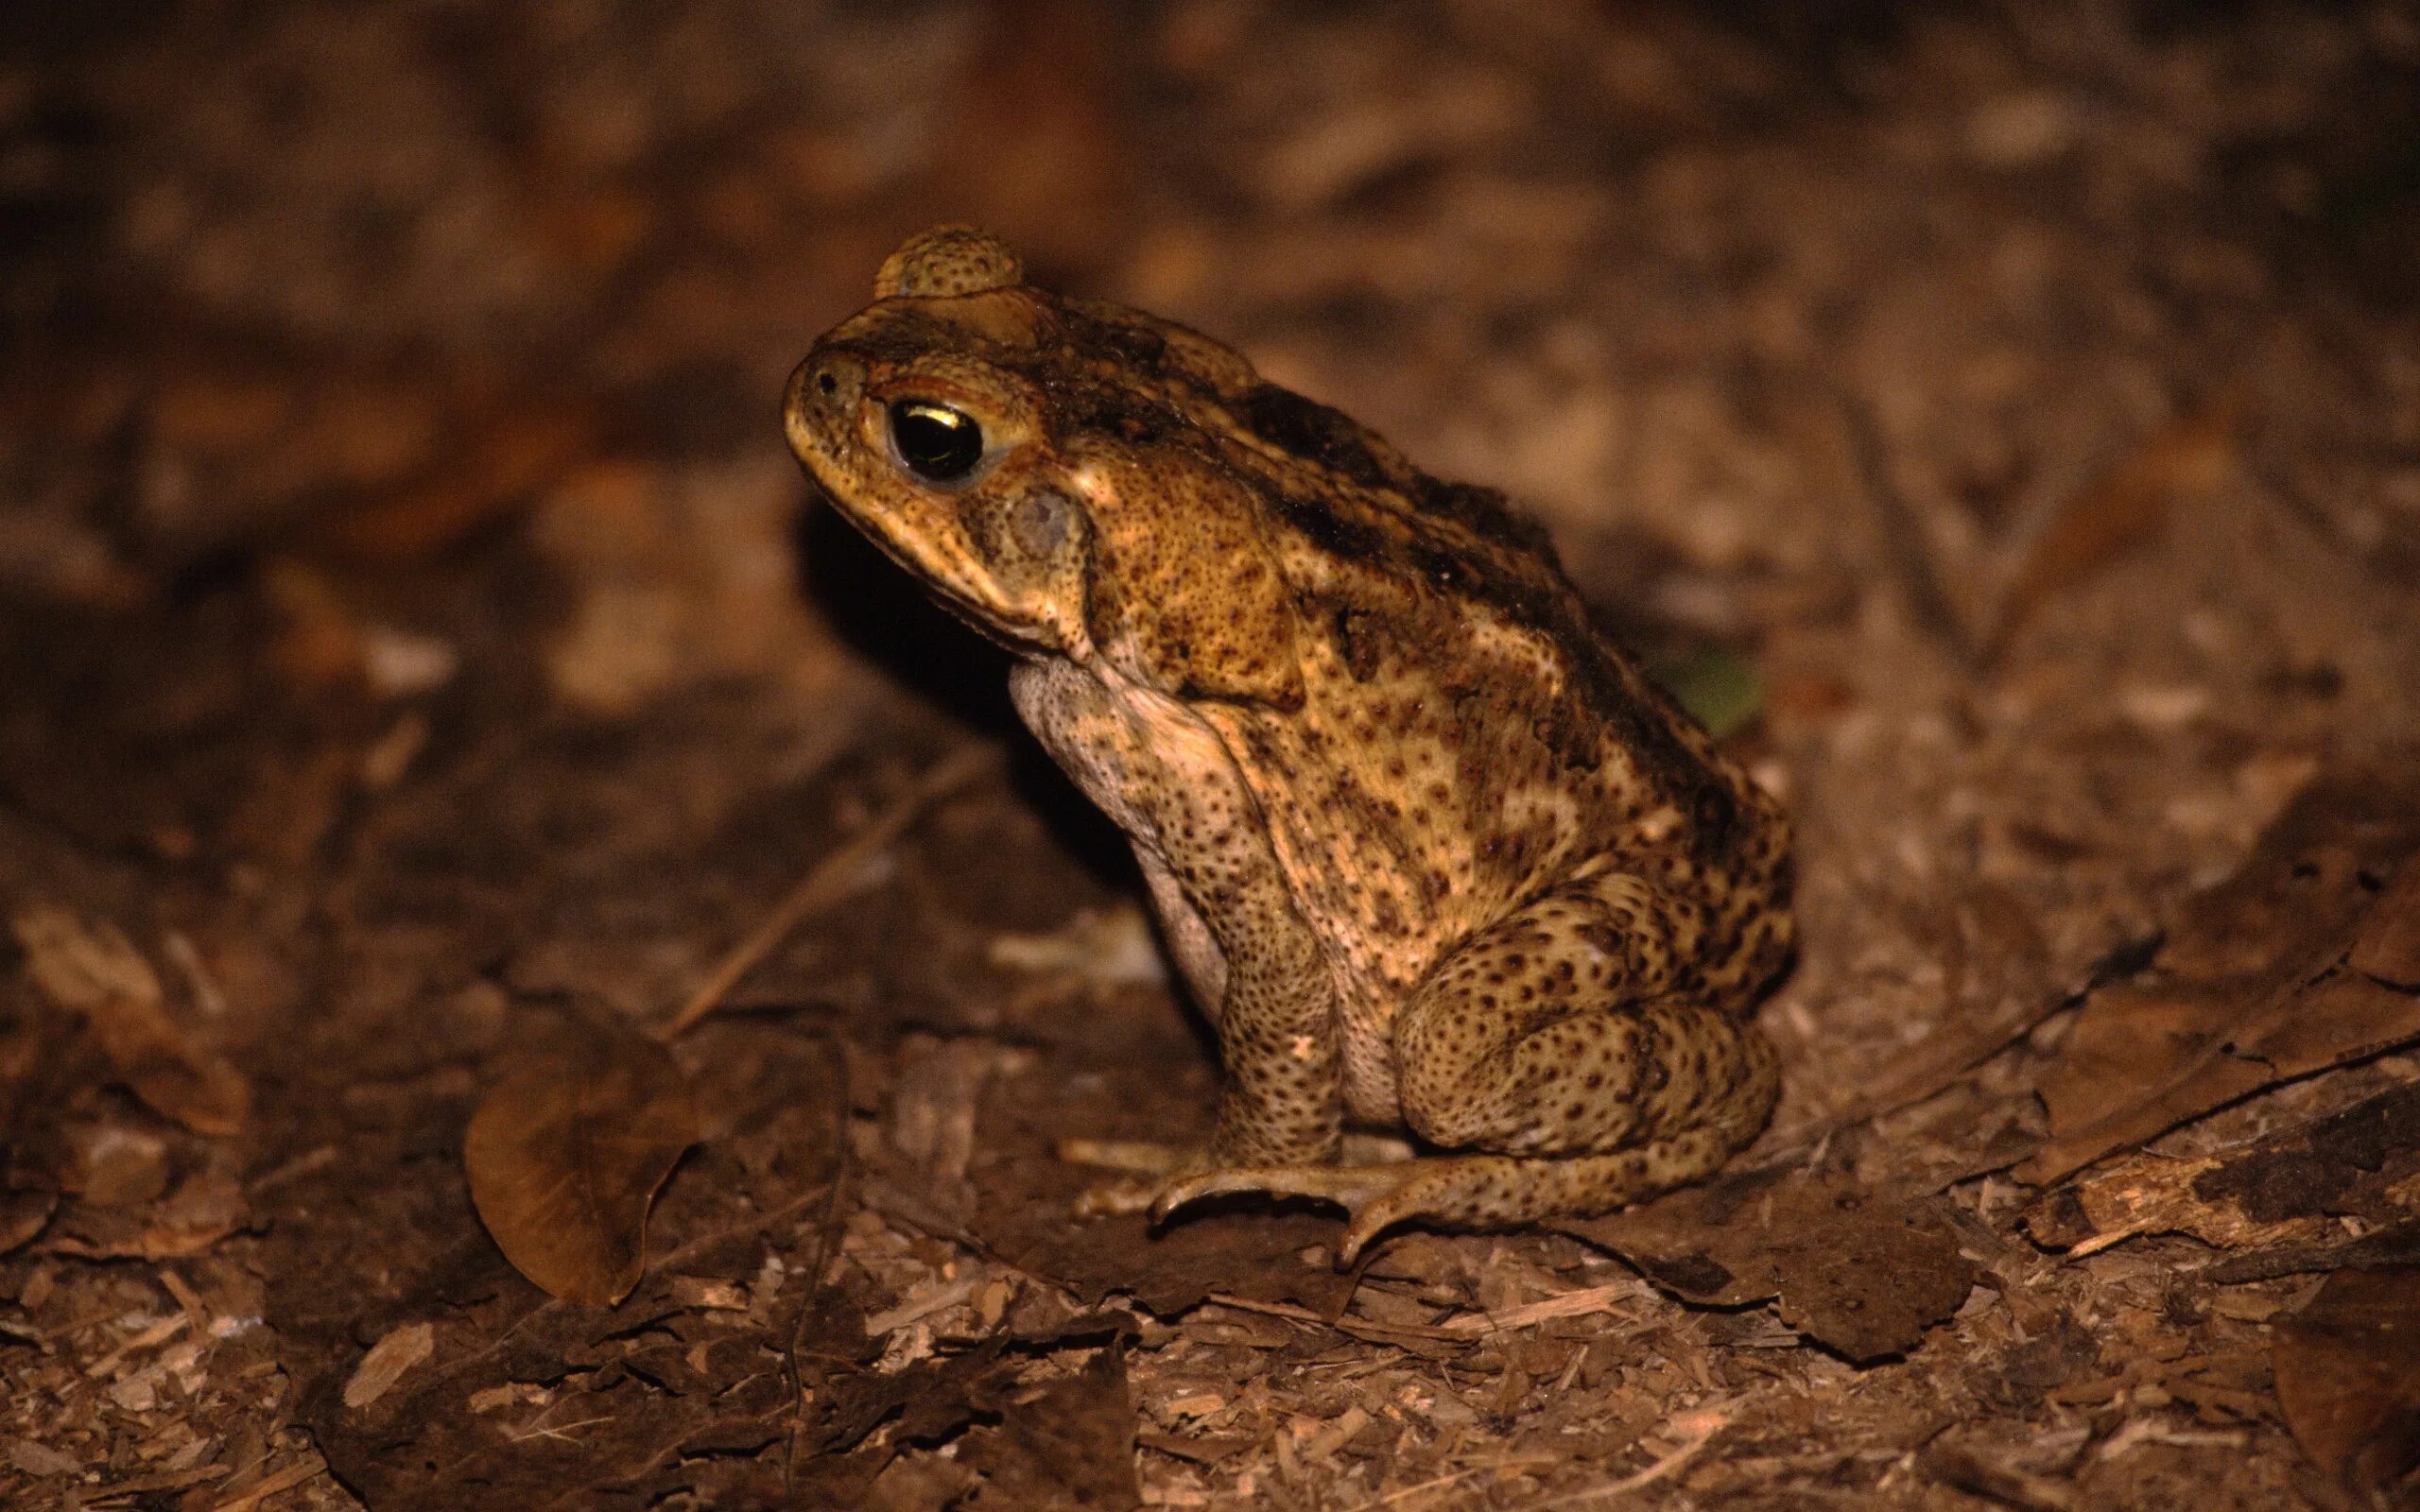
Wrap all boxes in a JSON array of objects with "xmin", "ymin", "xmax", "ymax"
[
  {"xmin": 1060, "ymin": 1134, "xmax": 1416, "ymax": 1220},
  {"xmin": 1152, "ymin": 1129, "xmax": 1739, "ymax": 1268},
  {"xmin": 1150, "ymin": 1160, "xmax": 1434, "ymax": 1267}
]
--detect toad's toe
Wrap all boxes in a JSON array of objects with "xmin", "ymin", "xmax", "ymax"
[{"xmin": 1148, "ymin": 1161, "xmax": 1442, "ymax": 1266}]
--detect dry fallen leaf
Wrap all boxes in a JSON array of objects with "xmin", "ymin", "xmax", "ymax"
[
  {"xmin": 2016, "ymin": 759, "xmax": 2420, "ymax": 1186},
  {"xmin": 9, "ymin": 905, "xmax": 251, "ymax": 1137},
  {"xmin": 43, "ymin": 1168, "xmax": 247, "ymax": 1261},
  {"xmin": 2272, "ymin": 1266, "xmax": 2420, "ymax": 1500},
  {"xmin": 0, "ymin": 1189, "xmax": 56, "ymax": 1255},
  {"xmin": 305, "ymin": 394, "xmax": 601, "ymax": 563},
  {"xmin": 1564, "ymin": 1168, "xmax": 1980, "ymax": 1362},
  {"xmin": 1988, "ymin": 401, "xmax": 2236, "ymax": 658},
  {"xmin": 464, "ymin": 1018, "xmax": 700, "ymax": 1307},
  {"xmin": 958, "ymin": 1341, "xmax": 1141, "ymax": 1509},
  {"xmin": 2354, "ymin": 865, "xmax": 2420, "ymax": 988}
]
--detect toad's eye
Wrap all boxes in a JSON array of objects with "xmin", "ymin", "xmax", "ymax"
[{"xmin": 887, "ymin": 400, "xmax": 985, "ymax": 484}]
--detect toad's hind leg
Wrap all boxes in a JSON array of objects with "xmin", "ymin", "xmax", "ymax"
[
  {"xmin": 1393, "ymin": 872, "xmax": 1780, "ymax": 1163},
  {"xmin": 1153, "ymin": 871, "xmax": 1782, "ymax": 1264}
]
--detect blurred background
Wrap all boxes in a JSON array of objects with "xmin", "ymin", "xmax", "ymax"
[{"xmin": 5, "ymin": 0, "xmax": 2414, "ymax": 689}]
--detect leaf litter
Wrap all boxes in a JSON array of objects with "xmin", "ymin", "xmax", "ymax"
[
  {"xmin": 2271, "ymin": 1266, "xmax": 2420, "ymax": 1503},
  {"xmin": 2017, "ymin": 758, "xmax": 2420, "ymax": 1188},
  {"xmin": 458, "ymin": 746, "xmax": 988, "ymax": 1313},
  {"xmin": 1986, "ymin": 401, "xmax": 2239, "ymax": 662},
  {"xmin": 11, "ymin": 905, "xmax": 252, "ymax": 1138},
  {"xmin": 1564, "ymin": 1158, "xmax": 1981, "ymax": 1364},
  {"xmin": 5, "ymin": 5, "xmax": 2420, "ymax": 1510}
]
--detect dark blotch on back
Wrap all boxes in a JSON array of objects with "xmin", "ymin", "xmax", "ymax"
[
  {"xmin": 1409, "ymin": 542, "xmax": 1476, "ymax": 593},
  {"xmin": 1414, "ymin": 476, "xmax": 1562, "ymax": 563},
  {"xmin": 1061, "ymin": 308, "xmax": 1168, "ymax": 373},
  {"xmin": 1330, "ymin": 604, "xmax": 1384, "ymax": 680},
  {"xmin": 1275, "ymin": 489, "xmax": 1392, "ymax": 567},
  {"xmin": 1058, "ymin": 380, "xmax": 1188, "ymax": 449},
  {"xmin": 1241, "ymin": 384, "xmax": 1392, "ymax": 490}
]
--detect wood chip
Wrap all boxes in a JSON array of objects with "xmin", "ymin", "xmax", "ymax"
[{"xmin": 343, "ymin": 1321, "xmax": 435, "ymax": 1410}]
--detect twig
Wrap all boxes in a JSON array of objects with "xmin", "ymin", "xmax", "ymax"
[
  {"xmin": 1525, "ymin": 1405, "xmax": 1731, "ymax": 1508},
  {"xmin": 1826, "ymin": 388, "xmax": 1980, "ymax": 672},
  {"xmin": 507, "ymin": 1412, "xmax": 616, "ymax": 1444},
  {"xmin": 81, "ymin": 1313, "xmax": 189, "ymax": 1380},
  {"xmin": 1437, "ymin": 1280, "xmax": 1651, "ymax": 1334},
  {"xmin": 157, "ymin": 1265, "xmax": 216, "ymax": 1352},
  {"xmin": 656, "ymin": 745, "xmax": 995, "ymax": 1041},
  {"xmin": 1757, "ymin": 928, "xmax": 2160, "ymax": 1168},
  {"xmin": 1205, "ymin": 1291, "xmax": 1460, "ymax": 1344},
  {"xmin": 862, "ymin": 1275, "xmax": 982, "ymax": 1336},
  {"xmin": 1339, "ymin": 1463, "xmax": 1495, "ymax": 1511},
  {"xmin": 426, "ymin": 1177, "xmax": 843, "ymax": 1391},
  {"xmin": 201, "ymin": 1452, "xmax": 327, "ymax": 1512},
  {"xmin": 785, "ymin": 1031, "xmax": 857, "ymax": 1494},
  {"xmin": 1202, "ymin": 1284, "xmax": 1659, "ymax": 1347}
]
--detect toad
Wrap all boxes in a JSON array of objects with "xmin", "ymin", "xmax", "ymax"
[{"xmin": 784, "ymin": 227, "xmax": 1794, "ymax": 1264}]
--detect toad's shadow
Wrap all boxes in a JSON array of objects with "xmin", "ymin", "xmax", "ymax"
[{"xmin": 797, "ymin": 501, "xmax": 1156, "ymax": 919}]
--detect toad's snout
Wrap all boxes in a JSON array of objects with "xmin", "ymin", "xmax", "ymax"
[{"xmin": 784, "ymin": 350, "xmax": 866, "ymax": 455}]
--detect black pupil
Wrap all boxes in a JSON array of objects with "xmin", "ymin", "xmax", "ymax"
[{"xmin": 890, "ymin": 401, "xmax": 984, "ymax": 483}]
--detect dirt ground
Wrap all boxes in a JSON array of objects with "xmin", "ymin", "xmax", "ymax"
[{"xmin": 4, "ymin": 2, "xmax": 2419, "ymax": 1508}]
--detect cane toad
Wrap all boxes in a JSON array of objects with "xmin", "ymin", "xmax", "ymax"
[{"xmin": 784, "ymin": 227, "xmax": 1794, "ymax": 1264}]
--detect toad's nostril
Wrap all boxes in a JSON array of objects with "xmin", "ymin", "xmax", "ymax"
[{"xmin": 798, "ymin": 356, "xmax": 866, "ymax": 413}]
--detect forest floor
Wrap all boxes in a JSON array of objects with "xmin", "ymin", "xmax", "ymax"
[{"xmin": 3, "ymin": 2, "xmax": 2418, "ymax": 1508}]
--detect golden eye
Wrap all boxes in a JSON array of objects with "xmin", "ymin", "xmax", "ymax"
[{"xmin": 887, "ymin": 400, "xmax": 985, "ymax": 484}]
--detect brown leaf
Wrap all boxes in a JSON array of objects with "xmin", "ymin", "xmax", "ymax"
[
  {"xmin": 264, "ymin": 1019, "xmax": 852, "ymax": 1509},
  {"xmin": 2353, "ymin": 862, "xmax": 2420, "ymax": 988},
  {"xmin": 44, "ymin": 1169, "xmax": 246, "ymax": 1260},
  {"xmin": 9, "ymin": 905, "xmax": 251, "ymax": 1137},
  {"xmin": 305, "ymin": 395, "xmax": 601, "ymax": 564},
  {"xmin": 259, "ymin": 556, "xmax": 370, "ymax": 691},
  {"xmin": 2273, "ymin": 1267, "xmax": 2420, "ymax": 1499},
  {"xmin": 1565, "ymin": 1169, "xmax": 1979, "ymax": 1362},
  {"xmin": 0, "ymin": 1188, "xmax": 55, "ymax": 1255},
  {"xmin": 463, "ymin": 1019, "xmax": 699, "ymax": 1307},
  {"xmin": 1989, "ymin": 401, "xmax": 2236, "ymax": 657},
  {"xmin": 2015, "ymin": 760, "xmax": 2420, "ymax": 1186}
]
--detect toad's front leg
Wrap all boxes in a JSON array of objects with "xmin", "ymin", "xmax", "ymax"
[
  {"xmin": 1063, "ymin": 828, "xmax": 1346, "ymax": 1212},
  {"xmin": 1066, "ymin": 884, "xmax": 1344, "ymax": 1211},
  {"xmin": 1020, "ymin": 660, "xmax": 1349, "ymax": 1210}
]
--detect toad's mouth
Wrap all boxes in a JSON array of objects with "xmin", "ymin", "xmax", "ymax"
[{"xmin": 797, "ymin": 472, "xmax": 1056, "ymax": 661}]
